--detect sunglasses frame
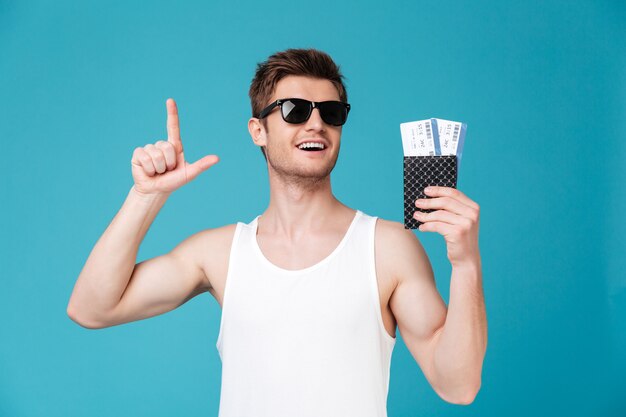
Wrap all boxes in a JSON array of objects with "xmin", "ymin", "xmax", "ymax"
[{"xmin": 257, "ymin": 98, "xmax": 351, "ymax": 126}]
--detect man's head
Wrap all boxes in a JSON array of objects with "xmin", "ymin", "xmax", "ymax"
[
  {"xmin": 248, "ymin": 49, "xmax": 348, "ymax": 158},
  {"xmin": 248, "ymin": 49, "xmax": 349, "ymax": 186}
]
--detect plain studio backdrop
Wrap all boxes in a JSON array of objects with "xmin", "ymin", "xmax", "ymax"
[{"xmin": 0, "ymin": 1, "xmax": 624, "ymax": 416}]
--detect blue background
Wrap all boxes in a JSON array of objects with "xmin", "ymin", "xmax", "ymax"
[{"xmin": 1, "ymin": 0, "xmax": 624, "ymax": 416}]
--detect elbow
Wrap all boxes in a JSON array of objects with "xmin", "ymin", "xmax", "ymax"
[
  {"xmin": 454, "ymin": 389, "xmax": 478, "ymax": 405},
  {"xmin": 66, "ymin": 303, "xmax": 106, "ymax": 330},
  {"xmin": 438, "ymin": 380, "xmax": 481, "ymax": 406}
]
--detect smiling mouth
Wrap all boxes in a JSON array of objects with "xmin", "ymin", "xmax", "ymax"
[{"xmin": 296, "ymin": 142, "xmax": 326, "ymax": 152}]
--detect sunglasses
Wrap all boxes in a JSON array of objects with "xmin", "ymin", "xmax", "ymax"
[{"xmin": 257, "ymin": 98, "xmax": 351, "ymax": 126}]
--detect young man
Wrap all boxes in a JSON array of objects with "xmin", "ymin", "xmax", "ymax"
[{"xmin": 67, "ymin": 49, "xmax": 487, "ymax": 416}]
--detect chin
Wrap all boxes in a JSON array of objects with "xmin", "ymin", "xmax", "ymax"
[
  {"xmin": 267, "ymin": 161, "xmax": 337, "ymax": 185},
  {"xmin": 267, "ymin": 149, "xmax": 339, "ymax": 178}
]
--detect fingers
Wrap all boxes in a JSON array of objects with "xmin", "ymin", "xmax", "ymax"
[
  {"xmin": 131, "ymin": 141, "xmax": 178, "ymax": 176},
  {"xmin": 414, "ymin": 187, "xmax": 481, "ymax": 240},
  {"xmin": 185, "ymin": 155, "xmax": 220, "ymax": 182},
  {"xmin": 414, "ymin": 187, "xmax": 480, "ymax": 238},
  {"xmin": 414, "ymin": 209, "xmax": 466, "ymax": 226},
  {"xmin": 416, "ymin": 220, "xmax": 455, "ymax": 235},
  {"xmin": 144, "ymin": 144, "xmax": 167, "ymax": 174},
  {"xmin": 166, "ymin": 98, "xmax": 183, "ymax": 153},
  {"xmin": 131, "ymin": 147, "xmax": 157, "ymax": 177},
  {"xmin": 423, "ymin": 186, "xmax": 479, "ymax": 210},
  {"xmin": 415, "ymin": 195, "xmax": 475, "ymax": 218},
  {"xmin": 413, "ymin": 210, "xmax": 463, "ymax": 224},
  {"xmin": 154, "ymin": 141, "xmax": 177, "ymax": 170}
]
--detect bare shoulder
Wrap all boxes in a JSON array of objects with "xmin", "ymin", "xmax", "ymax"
[
  {"xmin": 375, "ymin": 217, "xmax": 424, "ymax": 257},
  {"xmin": 174, "ymin": 223, "xmax": 238, "ymax": 292},
  {"xmin": 196, "ymin": 223, "xmax": 238, "ymax": 251},
  {"xmin": 374, "ymin": 217, "xmax": 433, "ymax": 285},
  {"xmin": 175, "ymin": 223, "xmax": 237, "ymax": 259}
]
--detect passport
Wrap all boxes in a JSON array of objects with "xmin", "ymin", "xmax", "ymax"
[{"xmin": 400, "ymin": 117, "xmax": 467, "ymax": 229}]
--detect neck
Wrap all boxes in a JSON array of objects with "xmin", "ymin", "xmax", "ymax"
[{"xmin": 260, "ymin": 168, "xmax": 348, "ymax": 239}]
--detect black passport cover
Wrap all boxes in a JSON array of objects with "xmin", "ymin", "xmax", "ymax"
[{"xmin": 404, "ymin": 155, "xmax": 458, "ymax": 229}]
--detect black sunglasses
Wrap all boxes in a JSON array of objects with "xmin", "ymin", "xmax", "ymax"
[{"xmin": 257, "ymin": 98, "xmax": 351, "ymax": 126}]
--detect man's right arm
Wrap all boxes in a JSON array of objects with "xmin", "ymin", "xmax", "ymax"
[
  {"xmin": 67, "ymin": 186, "xmax": 203, "ymax": 329},
  {"xmin": 67, "ymin": 98, "xmax": 220, "ymax": 329}
]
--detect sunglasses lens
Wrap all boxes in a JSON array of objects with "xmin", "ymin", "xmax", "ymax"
[
  {"xmin": 282, "ymin": 100, "xmax": 311, "ymax": 124},
  {"xmin": 320, "ymin": 102, "xmax": 348, "ymax": 126}
]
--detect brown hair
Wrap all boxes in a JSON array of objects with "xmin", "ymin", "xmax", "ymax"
[{"xmin": 249, "ymin": 48, "xmax": 348, "ymax": 159}]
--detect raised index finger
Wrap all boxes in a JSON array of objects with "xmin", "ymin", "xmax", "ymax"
[{"xmin": 166, "ymin": 98, "xmax": 183, "ymax": 153}]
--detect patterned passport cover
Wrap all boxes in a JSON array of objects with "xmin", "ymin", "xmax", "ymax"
[{"xmin": 404, "ymin": 155, "xmax": 458, "ymax": 229}]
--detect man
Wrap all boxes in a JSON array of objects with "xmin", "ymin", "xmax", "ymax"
[{"xmin": 67, "ymin": 48, "xmax": 487, "ymax": 416}]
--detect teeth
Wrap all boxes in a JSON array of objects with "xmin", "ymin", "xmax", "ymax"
[{"xmin": 298, "ymin": 142, "xmax": 325, "ymax": 150}]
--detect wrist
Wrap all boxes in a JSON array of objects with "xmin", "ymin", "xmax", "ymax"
[
  {"xmin": 130, "ymin": 185, "xmax": 171, "ymax": 203},
  {"xmin": 451, "ymin": 256, "xmax": 482, "ymax": 275}
]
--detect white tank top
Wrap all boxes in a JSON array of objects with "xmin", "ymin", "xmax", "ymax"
[{"xmin": 215, "ymin": 210, "xmax": 396, "ymax": 417}]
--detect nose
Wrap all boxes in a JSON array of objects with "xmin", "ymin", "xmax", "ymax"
[{"xmin": 304, "ymin": 107, "xmax": 325, "ymax": 131}]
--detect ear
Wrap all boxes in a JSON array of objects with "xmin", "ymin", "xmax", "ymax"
[{"xmin": 248, "ymin": 117, "xmax": 267, "ymax": 148}]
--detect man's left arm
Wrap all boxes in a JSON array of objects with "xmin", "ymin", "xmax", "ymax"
[{"xmin": 387, "ymin": 186, "xmax": 486, "ymax": 405}]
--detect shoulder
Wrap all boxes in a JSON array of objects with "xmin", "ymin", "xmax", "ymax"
[
  {"xmin": 193, "ymin": 223, "xmax": 239, "ymax": 255},
  {"xmin": 373, "ymin": 217, "xmax": 421, "ymax": 250},
  {"xmin": 373, "ymin": 216, "xmax": 432, "ymax": 284},
  {"xmin": 173, "ymin": 223, "xmax": 239, "ymax": 290},
  {"xmin": 172, "ymin": 224, "xmax": 237, "ymax": 263}
]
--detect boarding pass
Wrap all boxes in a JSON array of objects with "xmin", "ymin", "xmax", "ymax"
[{"xmin": 400, "ymin": 118, "xmax": 467, "ymax": 165}]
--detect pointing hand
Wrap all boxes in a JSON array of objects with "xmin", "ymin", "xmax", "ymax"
[{"xmin": 131, "ymin": 99, "xmax": 219, "ymax": 196}]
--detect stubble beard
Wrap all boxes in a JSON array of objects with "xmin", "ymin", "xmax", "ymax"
[{"xmin": 264, "ymin": 141, "xmax": 340, "ymax": 191}]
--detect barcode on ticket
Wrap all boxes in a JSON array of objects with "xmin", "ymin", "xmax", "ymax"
[
  {"xmin": 434, "ymin": 118, "xmax": 467, "ymax": 167},
  {"xmin": 400, "ymin": 118, "xmax": 440, "ymax": 157},
  {"xmin": 401, "ymin": 117, "xmax": 467, "ymax": 167}
]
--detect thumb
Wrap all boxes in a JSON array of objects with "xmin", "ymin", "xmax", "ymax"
[{"xmin": 185, "ymin": 154, "xmax": 220, "ymax": 182}]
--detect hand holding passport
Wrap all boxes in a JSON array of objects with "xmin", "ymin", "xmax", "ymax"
[{"xmin": 400, "ymin": 118, "xmax": 467, "ymax": 229}]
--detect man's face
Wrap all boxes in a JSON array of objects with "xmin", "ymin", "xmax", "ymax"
[{"xmin": 251, "ymin": 75, "xmax": 344, "ymax": 184}]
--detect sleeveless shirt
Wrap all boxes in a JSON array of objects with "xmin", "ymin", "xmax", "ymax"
[{"xmin": 215, "ymin": 210, "xmax": 396, "ymax": 417}]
